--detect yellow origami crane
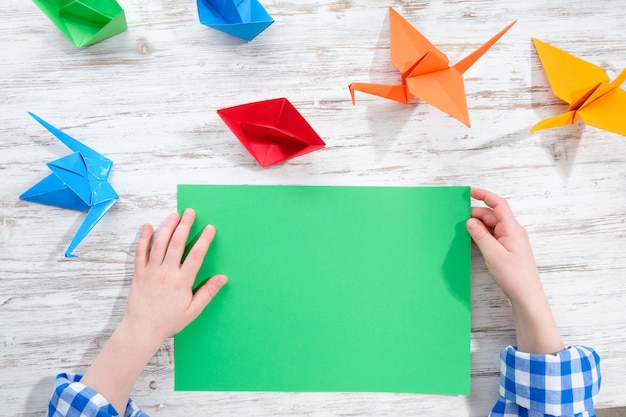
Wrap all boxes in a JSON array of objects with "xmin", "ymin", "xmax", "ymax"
[
  {"xmin": 531, "ymin": 38, "xmax": 626, "ymax": 136},
  {"xmin": 349, "ymin": 7, "xmax": 516, "ymax": 127}
]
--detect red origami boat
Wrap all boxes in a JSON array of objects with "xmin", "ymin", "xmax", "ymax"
[{"xmin": 217, "ymin": 98, "xmax": 326, "ymax": 167}]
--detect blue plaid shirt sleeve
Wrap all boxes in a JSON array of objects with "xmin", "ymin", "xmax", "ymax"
[
  {"xmin": 490, "ymin": 345, "xmax": 601, "ymax": 417},
  {"xmin": 48, "ymin": 373, "xmax": 150, "ymax": 417}
]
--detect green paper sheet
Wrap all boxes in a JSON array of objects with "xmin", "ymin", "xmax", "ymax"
[{"xmin": 175, "ymin": 185, "xmax": 471, "ymax": 395}]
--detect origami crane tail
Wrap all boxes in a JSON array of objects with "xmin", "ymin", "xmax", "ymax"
[
  {"xmin": 65, "ymin": 197, "xmax": 117, "ymax": 258},
  {"xmin": 28, "ymin": 112, "xmax": 104, "ymax": 161},
  {"xmin": 453, "ymin": 20, "xmax": 516, "ymax": 75},
  {"xmin": 349, "ymin": 82, "xmax": 411, "ymax": 104},
  {"xmin": 530, "ymin": 111, "xmax": 576, "ymax": 133},
  {"xmin": 611, "ymin": 68, "xmax": 626, "ymax": 88}
]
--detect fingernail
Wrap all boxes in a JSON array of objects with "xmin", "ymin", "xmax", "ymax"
[
  {"xmin": 217, "ymin": 275, "xmax": 228, "ymax": 286},
  {"xmin": 466, "ymin": 218, "xmax": 478, "ymax": 230},
  {"xmin": 184, "ymin": 208, "xmax": 194, "ymax": 216},
  {"xmin": 205, "ymin": 224, "xmax": 215, "ymax": 233}
]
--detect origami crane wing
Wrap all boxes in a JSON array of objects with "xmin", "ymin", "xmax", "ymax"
[
  {"xmin": 32, "ymin": 0, "xmax": 127, "ymax": 48},
  {"xmin": 532, "ymin": 38, "xmax": 609, "ymax": 105},
  {"xmin": 389, "ymin": 7, "xmax": 449, "ymax": 76},
  {"xmin": 531, "ymin": 39, "xmax": 626, "ymax": 136},
  {"xmin": 217, "ymin": 98, "xmax": 325, "ymax": 167},
  {"xmin": 197, "ymin": 0, "xmax": 274, "ymax": 41},
  {"xmin": 19, "ymin": 172, "xmax": 90, "ymax": 211},
  {"xmin": 20, "ymin": 113, "xmax": 118, "ymax": 258}
]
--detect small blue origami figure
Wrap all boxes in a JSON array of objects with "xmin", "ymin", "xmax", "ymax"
[
  {"xmin": 20, "ymin": 113, "xmax": 118, "ymax": 258},
  {"xmin": 197, "ymin": 0, "xmax": 274, "ymax": 41}
]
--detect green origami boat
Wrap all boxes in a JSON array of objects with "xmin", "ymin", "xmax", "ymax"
[{"xmin": 33, "ymin": 0, "xmax": 127, "ymax": 48}]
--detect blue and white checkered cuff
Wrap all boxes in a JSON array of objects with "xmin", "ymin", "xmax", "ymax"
[
  {"xmin": 48, "ymin": 373, "xmax": 148, "ymax": 417},
  {"xmin": 490, "ymin": 345, "xmax": 601, "ymax": 417}
]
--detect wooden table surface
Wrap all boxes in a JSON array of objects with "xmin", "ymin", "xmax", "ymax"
[{"xmin": 1, "ymin": 1, "xmax": 625, "ymax": 416}]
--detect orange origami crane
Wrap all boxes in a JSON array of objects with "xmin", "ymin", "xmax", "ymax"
[
  {"xmin": 531, "ymin": 38, "xmax": 626, "ymax": 136},
  {"xmin": 349, "ymin": 7, "xmax": 515, "ymax": 127}
]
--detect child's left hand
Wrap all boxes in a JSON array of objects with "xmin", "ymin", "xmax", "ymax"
[{"xmin": 123, "ymin": 208, "xmax": 228, "ymax": 351}]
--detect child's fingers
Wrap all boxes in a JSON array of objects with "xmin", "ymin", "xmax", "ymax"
[
  {"xmin": 134, "ymin": 223, "xmax": 153, "ymax": 274},
  {"xmin": 180, "ymin": 225, "xmax": 216, "ymax": 280},
  {"xmin": 187, "ymin": 274, "xmax": 228, "ymax": 320},
  {"xmin": 466, "ymin": 218, "xmax": 505, "ymax": 260},
  {"xmin": 471, "ymin": 188, "xmax": 518, "ymax": 224},
  {"xmin": 149, "ymin": 213, "xmax": 181, "ymax": 264},
  {"xmin": 163, "ymin": 208, "xmax": 196, "ymax": 267},
  {"xmin": 471, "ymin": 207, "xmax": 498, "ymax": 230}
]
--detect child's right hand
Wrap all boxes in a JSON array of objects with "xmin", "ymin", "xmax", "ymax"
[
  {"xmin": 466, "ymin": 187, "xmax": 564, "ymax": 354},
  {"xmin": 465, "ymin": 187, "xmax": 543, "ymax": 305}
]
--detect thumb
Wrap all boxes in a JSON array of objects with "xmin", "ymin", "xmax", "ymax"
[
  {"xmin": 188, "ymin": 275, "xmax": 228, "ymax": 319},
  {"xmin": 466, "ymin": 218, "xmax": 503, "ymax": 260}
]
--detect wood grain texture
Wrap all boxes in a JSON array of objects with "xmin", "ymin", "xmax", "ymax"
[{"xmin": 1, "ymin": 1, "xmax": 625, "ymax": 416}]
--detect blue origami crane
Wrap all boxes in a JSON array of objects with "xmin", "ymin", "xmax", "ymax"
[
  {"xmin": 20, "ymin": 113, "xmax": 118, "ymax": 258},
  {"xmin": 197, "ymin": 0, "xmax": 274, "ymax": 41}
]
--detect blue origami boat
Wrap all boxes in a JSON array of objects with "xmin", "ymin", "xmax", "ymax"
[{"xmin": 197, "ymin": 0, "xmax": 274, "ymax": 41}]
